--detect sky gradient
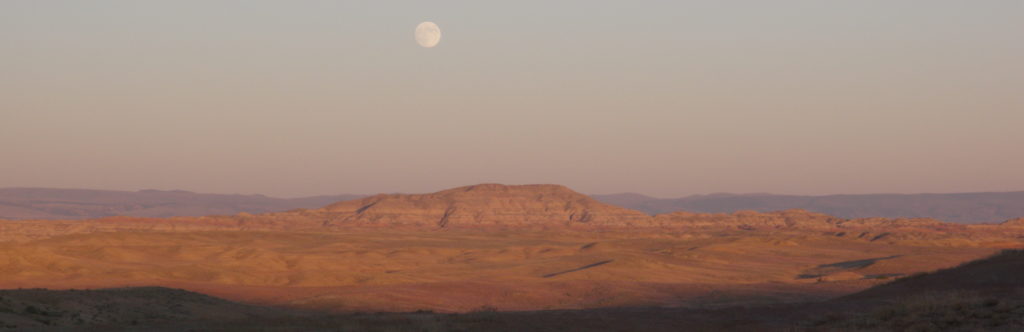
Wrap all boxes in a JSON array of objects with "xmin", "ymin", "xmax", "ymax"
[{"xmin": 2, "ymin": 1, "xmax": 1023, "ymax": 197}]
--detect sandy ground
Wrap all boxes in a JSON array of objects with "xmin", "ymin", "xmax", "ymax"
[{"xmin": 0, "ymin": 229, "xmax": 1001, "ymax": 313}]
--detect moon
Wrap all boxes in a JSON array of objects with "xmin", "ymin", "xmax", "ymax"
[{"xmin": 415, "ymin": 22, "xmax": 441, "ymax": 48}]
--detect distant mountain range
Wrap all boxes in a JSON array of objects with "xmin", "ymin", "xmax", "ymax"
[
  {"xmin": 592, "ymin": 191, "xmax": 1024, "ymax": 223},
  {"xmin": 0, "ymin": 188, "xmax": 363, "ymax": 220},
  {"xmin": 3, "ymin": 186, "xmax": 1023, "ymax": 224}
]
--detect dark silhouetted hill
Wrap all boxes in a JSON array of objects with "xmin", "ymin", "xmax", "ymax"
[
  {"xmin": 803, "ymin": 250, "xmax": 1024, "ymax": 330},
  {"xmin": 845, "ymin": 249, "xmax": 1024, "ymax": 300},
  {"xmin": 0, "ymin": 287, "xmax": 281, "ymax": 329}
]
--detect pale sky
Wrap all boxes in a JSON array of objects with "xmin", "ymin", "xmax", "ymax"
[{"xmin": 2, "ymin": 1, "xmax": 1023, "ymax": 198}]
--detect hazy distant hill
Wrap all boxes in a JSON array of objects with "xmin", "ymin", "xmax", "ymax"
[
  {"xmin": 0, "ymin": 188, "xmax": 363, "ymax": 220},
  {"xmin": 593, "ymin": 191, "xmax": 1024, "ymax": 223},
  {"xmin": 6, "ymin": 186, "xmax": 1023, "ymax": 224}
]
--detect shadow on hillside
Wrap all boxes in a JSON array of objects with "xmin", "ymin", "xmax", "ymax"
[{"xmin": 2, "ymin": 251, "xmax": 1022, "ymax": 331}]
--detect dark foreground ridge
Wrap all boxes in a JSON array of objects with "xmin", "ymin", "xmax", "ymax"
[
  {"xmin": 0, "ymin": 287, "xmax": 280, "ymax": 330},
  {"xmin": 3, "ymin": 251, "xmax": 1022, "ymax": 331}
]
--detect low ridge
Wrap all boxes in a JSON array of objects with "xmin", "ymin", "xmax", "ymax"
[
  {"xmin": 0, "ymin": 187, "xmax": 363, "ymax": 220},
  {"xmin": 4, "ymin": 184, "xmax": 1022, "ymax": 243},
  {"xmin": 1001, "ymin": 218, "xmax": 1024, "ymax": 227}
]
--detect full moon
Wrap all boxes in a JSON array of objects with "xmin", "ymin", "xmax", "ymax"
[{"xmin": 415, "ymin": 22, "xmax": 441, "ymax": 48}]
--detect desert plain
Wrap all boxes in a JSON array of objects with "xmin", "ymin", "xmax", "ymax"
[{"xmin": 1, "ymin": 184, "xmax": 1022, "ymax": 327}]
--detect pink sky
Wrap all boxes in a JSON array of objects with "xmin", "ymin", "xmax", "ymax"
[{"xmin": 2, "ymin": 1, "xmax": 1022, "ymax": 197}]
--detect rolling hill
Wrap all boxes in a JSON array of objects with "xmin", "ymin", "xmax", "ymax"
[{"xmin": 1, "ymin": 184, "xmax": 1021, "ymax": 316}]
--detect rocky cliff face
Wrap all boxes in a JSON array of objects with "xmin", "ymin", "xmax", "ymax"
[{"xmin": 319, "ymin": 184, "xmax": 652, "ymax": 228}]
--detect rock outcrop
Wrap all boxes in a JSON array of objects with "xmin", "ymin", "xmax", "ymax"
[
  {"xmin": 319, "ymin": 184, "xmax": 652, "ymax": 228},
  {"xmin": 652, "ymin": 209, "xmax": 841, "ymax": 230}
]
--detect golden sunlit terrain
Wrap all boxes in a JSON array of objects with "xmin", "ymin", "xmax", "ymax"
[
  {"xmin": 1, "ymin": 185, "xmax": 1021, "ymax": 322},
  {"xmin": 5, "ymin": 1, "xmax": 1022, "ymax": 330}
]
